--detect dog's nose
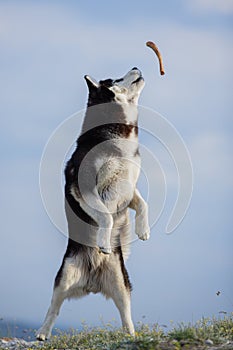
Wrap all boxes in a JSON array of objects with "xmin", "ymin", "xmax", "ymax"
[{"xmin": 132, "ymin": 67, "xmax": 138, "ymax": 70}]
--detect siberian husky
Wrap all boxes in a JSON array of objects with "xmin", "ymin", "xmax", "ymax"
[{"xmin": 37, "ymin": 67, "xmax": 150, "ymax": 340}]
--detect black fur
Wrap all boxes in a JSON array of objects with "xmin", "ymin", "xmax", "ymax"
[{"xmin": 85, "ymin": 78, "xmax": 115, "ymax": 107}]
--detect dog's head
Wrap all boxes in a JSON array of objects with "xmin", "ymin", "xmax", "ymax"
[{"xmin": 84, "ymin": 68, "xmax": 145, "ymax": 107}]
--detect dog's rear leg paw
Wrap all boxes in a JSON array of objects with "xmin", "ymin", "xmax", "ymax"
[
  {"xmin": 36, "ymin": 328, "xmax": 51, "ymax": 341},
  {"xmin": 36, "ymin": 333, "xmax": 47, "ymax": 341}
]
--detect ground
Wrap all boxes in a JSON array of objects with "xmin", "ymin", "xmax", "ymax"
[{"xmin": 0, "ymin": 316, "xmax": 233, "ymax": 349}]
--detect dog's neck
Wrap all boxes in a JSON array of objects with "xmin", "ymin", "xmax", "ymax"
[{"xmin": 81, "ymin": 101, "xmax": 138, "ymax": 135}]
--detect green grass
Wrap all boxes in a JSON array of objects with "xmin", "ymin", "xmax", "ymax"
[
  {"xmin": 0, "ymin": 315, "xmax": 233, "ymax": 349},
  {"xmin": 34, "ymin": 324, "xmax": 164, "ymax": 350},
  {"xmin": 168, "ymin": 316, "xmax": 233, "ymax": 345}
]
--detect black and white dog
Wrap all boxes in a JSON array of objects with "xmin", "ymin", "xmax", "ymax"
[{"xmin": 37, "ymin": 68, "xmax": 150, "ymax": 340}]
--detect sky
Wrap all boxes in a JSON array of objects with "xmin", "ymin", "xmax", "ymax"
[{"xmin": 0, "ymin": 0, "xmax": 233, "ymax": 333}]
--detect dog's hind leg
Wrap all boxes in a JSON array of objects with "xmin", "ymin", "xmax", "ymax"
[
  {"xmin": 102, "ymin": 251, "xmax": 135, "ymax": 336},
  {"xmin": 112, "ymin": 286, "xmax": 135, "ymax": 335},
  {"xmin": 36, "ymin": 285, "xmax": 65, "ymax": 341},
  {"xmin": 36, "ymin": 254, "xmax": 86, "ymax": 341},
  {"xmin": 129, "ymin": 188, "xmax": 150, "ymax": 241}
]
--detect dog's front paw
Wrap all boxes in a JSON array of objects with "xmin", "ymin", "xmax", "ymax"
[
  {"xmin": 97, "ymin": 228, "xmax": 112, "ymax": 255},
  {"xmin": 99, "ymin": 246, "xmax": 112, "ymax": 254},
  {"xmin": 135, "ymin": 217, "xmax": 150, "ymax": 241},
  {"xmin": 137, "ymin": 228, "xmax": 150, "ymax": 241}
]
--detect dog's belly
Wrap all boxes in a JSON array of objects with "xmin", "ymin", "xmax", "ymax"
[{"xmin": 96, "ymin": 157, "xmax": 140, "ymax": 213}]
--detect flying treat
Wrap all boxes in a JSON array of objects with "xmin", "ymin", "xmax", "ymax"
[{"xmin": 146, "ymin": 41, "xmax": 165, "ymax": 75}]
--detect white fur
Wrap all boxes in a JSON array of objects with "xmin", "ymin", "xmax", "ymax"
[
  {"xmin": 130, "ymin": 189, "xmax": 150, "ymax": 241},
  {"xmin": 36, "ymin": 250, "xmax": 134, "ymax": 340},
  {"xmin": 111, "ymin": 69, "xmax": 145, "ymax": 105}
]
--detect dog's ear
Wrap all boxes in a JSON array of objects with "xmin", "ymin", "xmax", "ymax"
[{"xmin": 84, "ymin": 75, "xmax": 99, "ymax": 91}]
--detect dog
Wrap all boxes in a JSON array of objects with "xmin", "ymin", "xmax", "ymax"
[{"xmin": 36, "ymin": 67, "xmax": 150, "ymax": 340}]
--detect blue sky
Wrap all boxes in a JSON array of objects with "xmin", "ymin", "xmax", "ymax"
[{"xmin": 0, "ymin": 0, "xmax": 233, "ymax": 331}]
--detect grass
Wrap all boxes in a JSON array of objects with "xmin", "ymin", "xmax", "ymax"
[
  {"xmin": 0, "ymin": 315, "xmax": 233, "ymax": 349},
  {"xmin": 168, "ymin": 316, "xmax": 233, "ymax": 345}
]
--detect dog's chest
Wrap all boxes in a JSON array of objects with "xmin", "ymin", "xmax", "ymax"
[{"xmin": 95, "ymin": 130, "xmax": 140, "ymax": 207}]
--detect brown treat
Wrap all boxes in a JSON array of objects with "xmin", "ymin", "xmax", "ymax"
[{"xmin": 146, "ymin": 41, "xmax": 165, "ymax": 75}]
